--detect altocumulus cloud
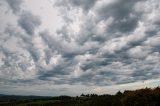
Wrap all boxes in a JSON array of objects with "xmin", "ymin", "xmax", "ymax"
[{"xmin": 0, "ymin": 0, "xmax": 160, "ymax": 96}]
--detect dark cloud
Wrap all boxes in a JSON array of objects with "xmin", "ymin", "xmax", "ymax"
[
  {"xmin": 55, "ymin": 0, "xmax": 97, "ymax": 12},
  {"xmin": 5, "ymin": 0, "xmax": 22, "ymax": 14},
  {"xmin": 69, "ymin": 0, "xmax": 97, "ymax": 12},
  {"xmin": 96, "ymin": 0, "xmax": 143, "ymax": 33},
  {"xmin": 18, "ymin": 11, "xmax": 41, "ymax": 35},
  {"xmin": 132, "ymin": 69, "xmax": 160, "ymax": 81},
  {"xmin": 39, "ymin": 31, "xmax": 99, "ymax": 59}
]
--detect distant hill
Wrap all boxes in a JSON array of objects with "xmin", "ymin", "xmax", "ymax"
[
  {"xmin": 0, "ymin": 94, "xmax": 51, "ymax": 100},
  {"xmin": 0, "ymin": 94, "xmax": 5, "ymax": 96}
]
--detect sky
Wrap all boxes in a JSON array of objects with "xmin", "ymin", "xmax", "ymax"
[{"xmin": 0, "ymin": 0, "xmax": 160, "ymax": 96}]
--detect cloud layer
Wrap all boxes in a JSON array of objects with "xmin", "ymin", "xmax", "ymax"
[{"xmin": 0, "ymin": 0, "xmax": 160, "ymax": 96}]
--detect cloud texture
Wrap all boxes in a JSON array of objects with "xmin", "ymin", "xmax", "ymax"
[{"xmin": 0, "ymin": 0, "xmax": 160, "ymax": 96}]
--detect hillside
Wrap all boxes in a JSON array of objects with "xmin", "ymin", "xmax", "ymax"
[{"xmin": 0, "ymin": 87, "xmax": 160, "ymax": 106}]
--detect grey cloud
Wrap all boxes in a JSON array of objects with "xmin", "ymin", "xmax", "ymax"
[
  {"xmin": 70, "ymin": 0, "xmax": 97, "ymax": 12},
  {"xmin": 132, "ymin": 65, "xmax": 160, "ymax": 81},
  {"xmin": 51, "ymin": 0, "xmax": 160, "ymax": 86},
  {"xmin": 4, "ymin": 26, "xmax": 40, "ymax": 63},
  {"xmin": 18, "ymin": 11, "xmax": 41, "ymax": 35},
  {"xmin": 26, "ymin": 47, "xmax": 40, "ymax": 62},
  {"xmin": 136, "ymin": 0, "xmax": 160, "ymax": 36},
  {"xmin": 5, "ymin": 26, "xmax": 42, "ymax": 62},
  {"xmin": 5, "ymin": 0, "xmax": 22, "ymax": 14},
  {"xmin": 37, "ymin": 55, "xmax": 72, "ymax": 78},
  {"xmin": 0, "ymin": 45, "xmax": 36, "ymax": 81},
  {"xmin": 0, "ymin": 25, "xmax": 42, "ymax": 82},
  {"xmin": 55, "ymin": 0, "xmax": 97, "ymax": 12},
  {"xmin": 40, "ymin": 31, "xmax": 99, "ymax": 59},
  {"xmin": 96, "ymin": 0, "xmax": 143, "ymax": 33},
  {"xmin": 43, "ymin": 48, "xmax": 53, "ymax": 64},
  {"xmin": 127, "ymin": 46, "xmax": 152, "ymax": 59}
]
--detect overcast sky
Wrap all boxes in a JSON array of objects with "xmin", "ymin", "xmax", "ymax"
[{"xmin": 0, "ymin": 0, "xmax": 160, "ymax": 96}]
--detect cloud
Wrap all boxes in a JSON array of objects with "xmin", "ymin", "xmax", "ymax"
[
  {"xmin": 55, "ymin": 0, "xmax": 97, "ymax": 12},
  {"xmin": 18, "ymin": 11, "xmax": 41, "ymax": 35},
  {"xmin": 94, "ymin": 0, "xmax": 144, "ymax": 33},
  {"xmin": 0, "ymin": 0, "xmax": 160, "ymax": 96},
  {"xmin": 5, "ymin": 0, "xmax": 22, "ymax": 14},
  {"xmin": 0, "ymin": 45, "xmax": 37, "ymax": 81},
  {"xmin": 128, "ymin": 46, "xmax": 152, "ymax": 59}
]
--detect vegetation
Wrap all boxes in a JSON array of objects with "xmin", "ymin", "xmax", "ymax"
[{"xmin": 0, "ymin": 87, "xmax": 160, "ymax": 106}]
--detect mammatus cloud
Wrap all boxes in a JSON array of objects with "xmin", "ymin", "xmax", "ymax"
[{"xmin": 0, "ymin": 0, "xmax": 160, "ymax": 96}]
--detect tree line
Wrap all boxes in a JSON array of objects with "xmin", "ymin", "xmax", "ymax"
[{"xmin": 0, "ymin": 87, "xmax": 160, "ymax": 106}]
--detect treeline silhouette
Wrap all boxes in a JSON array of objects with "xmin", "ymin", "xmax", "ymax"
[{"xmin": 0, "ymin": 87, "xmax": 160, "ymax": 106}]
